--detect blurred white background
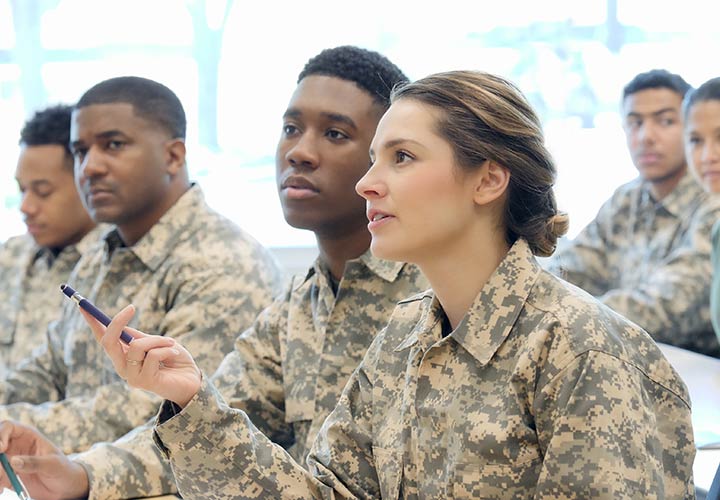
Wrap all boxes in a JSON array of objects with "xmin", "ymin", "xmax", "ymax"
[{"xmin": 2, "ymin": 0, "xmax": 719, "ymax": 257}]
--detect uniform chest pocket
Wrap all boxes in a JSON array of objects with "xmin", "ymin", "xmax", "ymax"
[
  {"xmin": 373, "ymin": 446, "xmax": 403, "ymax": 499},
  {"xmin": 451, "ymin": 456, "xmax": 542, "ymax": 499}
]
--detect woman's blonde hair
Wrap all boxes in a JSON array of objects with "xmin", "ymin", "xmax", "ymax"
[{"xmin": 392, "ymin": 70, "xmax": 568, "ymax": 257}]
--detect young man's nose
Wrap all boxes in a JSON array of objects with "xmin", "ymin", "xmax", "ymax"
[
  {"xmin": 286, "ymin": 134, "xmax": 320, "ymax": 169},
  {"xmin": 19, "ymin": 193, "xmax": 39, "ymax": 216}
]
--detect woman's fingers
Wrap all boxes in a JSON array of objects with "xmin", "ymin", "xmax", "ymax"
[
  {"xmin": 101, "ymin": 304, "xmax": 136, "ymax": 346},
  {"xmin": 0, "ymin": 420, "xmax": 18, "ymax": 452},
  {"xmin": 123, "ymin": 336, "xmax": 177, "ymax": 382},
  {"xmin": 138, "ymin": 346, "xmax": 181, "ymax": 378}
]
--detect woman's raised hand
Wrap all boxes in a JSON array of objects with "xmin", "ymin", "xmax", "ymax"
[{"xmin": 79, "ymin": 305, "xmax": 202, "ymax": 408}]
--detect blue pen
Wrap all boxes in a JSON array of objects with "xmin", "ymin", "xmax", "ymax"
[
  {"xmin": 0, "ymin": 453, "xmax": 30, "ymax": 500},
  {"xmin": 60, "ymin": 284, "xmax": 134, "ymax": 344}
]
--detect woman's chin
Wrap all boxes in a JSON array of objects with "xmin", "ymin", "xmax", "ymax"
[{"xmin": 369, "ymin": 240, "xmax": 406, "ymax": 262}]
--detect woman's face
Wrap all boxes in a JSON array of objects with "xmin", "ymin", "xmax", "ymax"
[
  {"xmin": 685, "ymin": 99, "xmax": 720, "ymax": 194},
  {"xmin": 356, "ymin": 99, "xmax": 484, "ymax": 264}
]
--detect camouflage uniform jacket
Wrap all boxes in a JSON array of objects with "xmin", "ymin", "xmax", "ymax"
[
  {"xmin": 0, "ymin": 225, "xmax": 107, "ymax": 376},
  {"xmin": 0, "ymin": 185, "xmax": 283, "ymax": 454},
  {"xmin": 75, "ymin": 251, "xmax": 428, "ymax": 499},
  {"xmin": 547, "ymin": 172, "xmax": 720, "ymax": 357},
  {"xmin": 154, "ymin": 239, "xmax": 695, "ymax": 499}
]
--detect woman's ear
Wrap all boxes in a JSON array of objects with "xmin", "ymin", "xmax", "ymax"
[
  {"xmin": 165, "ymin": 139, "xmax": 187, "ymax": 176},
  {"xmin": 472, "ymin": 160, "xmax": 510, "ymax": 206}
]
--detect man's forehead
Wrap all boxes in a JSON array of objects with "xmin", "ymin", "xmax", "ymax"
[
  {"xmin": 290, "ymin": 76, "xmax": 377, "ymax": 115},
  {"xmin": 70, "ymin": 102, "xmax": 143, "ymax": 138},
  {"xmin": 623, "ymin": 88, "xmax": 683, "ymax": 115}
]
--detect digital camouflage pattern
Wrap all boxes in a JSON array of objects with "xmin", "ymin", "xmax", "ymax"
[
  {"xmin": 75, "ymin": 251, "xmax": 428, "ymax": 499},
  {"xmin": 154, "ymin": 239, "xmax": 695, "ymax": 499},
  {"xmin": 0, "ymin": 226, "xmax": 107, "ymax": 377},
  {"xmin": 0, "ymin": 185, "xmax": 283, "ymax": 455},
  {"xmin": 548, "ymin": 172, "xmax": 720, "ymax": 358}
]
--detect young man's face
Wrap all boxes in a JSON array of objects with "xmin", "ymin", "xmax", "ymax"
[
  {"xmin": 70, "ymin": 102, "xmax": 184, "ymax": 242},
  {"xmin": 622, "ymin": 88, "xmax": 687, "ymax": 188},
  {"xmin": 15, "ymin": 144, "xmax": 95, "ymax": 249},
  {"xmin": 275, "ymin": 75, "xmax": 382, "ymax": 238}
]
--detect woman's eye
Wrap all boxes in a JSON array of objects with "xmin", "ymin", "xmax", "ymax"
[{"xmin": 395, "ymin": 151, "xmax": 412, "ymax": 163}]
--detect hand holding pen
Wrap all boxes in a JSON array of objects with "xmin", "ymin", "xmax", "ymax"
[
  {"xmin": 75, "ymin": 298, "xmax": 203, "ymax": 409},
  {"xmin": 0, "ymin": 420, "xmax": 89, "ymax": 500},
  {"xmin": 0, "ymin": 452, "xmax": 29, "ymax": 500}
]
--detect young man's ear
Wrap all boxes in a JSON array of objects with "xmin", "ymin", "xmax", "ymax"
[
  {"xmin": 472, "ymin": 160, "xmax": 510, "ymax": 206},
  {"xmin": 165, "ymin": 139, "xmax": 187, "ymax": 175}
]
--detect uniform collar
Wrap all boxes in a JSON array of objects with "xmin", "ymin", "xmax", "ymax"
[
  {"xmin": 30, "ymin": 223, "xmax": 109, "ymax": 267},
  {"xmin": 395, "ymin": 239, "xmax": 541, "ymax": 366},
  {"xmin": 642, "ymin": 171, "xmax": 705, "ymax": 218},
  {"xmin": 103, "ymin": 184, "xmax": 205, "ymax": 271},
  {"xmin": 296, "ymin": 248, "xmax": 406, "ymax": 291}
]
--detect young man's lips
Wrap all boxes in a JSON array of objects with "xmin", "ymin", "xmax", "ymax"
[
  {"xmin": 637, "ymin": 153, "xmax": 661, "ymax": 164},
  {"xmin": 281, "ymin": 176, "xmax": 319, "ymax": 199},
  {"xmin": 283, "ymin": 187, "xmax": 320, "ymax": 200}
]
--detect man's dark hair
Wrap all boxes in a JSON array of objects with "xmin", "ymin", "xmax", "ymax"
[
  {"xmin": 19, "ymin": 104, "xmax": 74, "ymax": 167},
  {"xmin": 76, "ymin": 76, "xmax": 186, "ymax": 139},
  {"xmin": 622, "ymin": 69, "xmax": 692, "ymax": 101},
  {"xmin": 683, "ymin": 77, "xmax": 720, "ymax": 118},
  {"xmin": 298, "ymin": 46, "xmax": 408, "ymax": 110}
]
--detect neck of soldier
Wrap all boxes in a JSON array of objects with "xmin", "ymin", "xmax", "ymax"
[
  {"xmin": 118, "ymin": 180, "xmax": 191, "ymax": 247},
  {"xmin": 315, "ymin": 225, "xmax": 372, "ymax": 282},
  {"xmin": 647, "ymin": 163, "xmax": 687, "ymax": 200},
  {"xmin": 417, "ymin": 224, "xmax": 510, "ymax": 332}
]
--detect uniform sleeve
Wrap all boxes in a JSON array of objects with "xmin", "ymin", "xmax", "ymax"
[
  {"xmin": 74, "ymin": 291, "xmax": 292, "ymax": 500},
  {"xmin": 0, "ymin": 267, "xmax": 275, "ymax": 454},
  {"xmin": 152, "ymin": 377, "xmax": 333, "ymax": 499},
  {"xmin": 74, "ymin": 421, "xmax": 177, "ymax": 500},
  {"xmin": 546, "ymin": 197, "xmax": 616, "ymax": 296},
  {"xmin": 600, "ymin": 201, "xmax": 720, "ymax": 354},
  {"xmin": 0, "ymin": 315, "xmax": 69, "ymax": 406},
  {"xmin": 532, "ymin": 350, "xmax": 695, "ymax": 499},
  {"xmin": 152, "ymin": 334, "xmax": 384, "ymax": 500}
]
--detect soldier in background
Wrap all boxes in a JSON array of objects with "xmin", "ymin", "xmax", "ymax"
[
  {"xmin": 0, "ymin": 46, "xmax": 427, "ymax": 500},
  {"xmin": 548, "ymin": 69, "xmax": 720, "ymax": 358},
  {"xmin": 0, "ymin": 76, "xmax": 282, "ymax": 454},
  {"xmin": 81, "ymin": 71, "xmax": 694, "ymax": 498},
  {"xmin": 0, "ymin": 105, "xmax": 104, "ymax": 376}
]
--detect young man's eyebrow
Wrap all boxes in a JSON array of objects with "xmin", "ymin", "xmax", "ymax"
[
  {"xmin": 626, "ymin": 107, "xmax": 679, "ymax": 118},
  {"xmin": 281, "ymin": 109, "xmax": 358, "ymax": 131},
  {"xmin": 320, "ymin": 112, "xmax": 357, "ymax": 130},
  {"xmin": 282, "ymin": 109, "xmax": 301, "ymax": 120}
]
